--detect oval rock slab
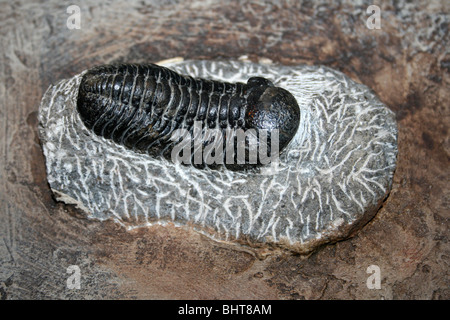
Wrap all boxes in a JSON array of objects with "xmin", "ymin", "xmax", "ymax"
[{"xmin": 38, "ymin": 60, "xmax": 398, "ymax": 254}]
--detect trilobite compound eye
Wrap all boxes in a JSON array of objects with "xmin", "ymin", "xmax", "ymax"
[
  {"xmin": 77, "ymin": 63, "xmax": 300, "ymax": 169},
  {"xmin": 247, "ymin": 77, "xmax": 275, "ymax": 88}
]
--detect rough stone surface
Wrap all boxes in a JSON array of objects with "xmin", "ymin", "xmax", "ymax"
[
  {"xmin": 0, "ymin": 0, "xmax": 448, "ymax": 300},
  {"xmin": 38, "ymin": 60, "xmax": 397, "ymax": 254}
]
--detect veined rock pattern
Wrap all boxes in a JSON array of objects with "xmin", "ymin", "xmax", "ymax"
[{"xmin": 38, "ymin": 60, "xmax": 398, "ymax": 254}]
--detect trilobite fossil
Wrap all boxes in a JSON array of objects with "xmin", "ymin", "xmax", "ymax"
[{"xmin": 77, "ymin": 63, "xmax": 300, "ymax": 169}]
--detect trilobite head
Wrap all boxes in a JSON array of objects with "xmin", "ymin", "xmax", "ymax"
[{"xmin": 245, "ymin": 77, "xmax": 300, "ymax": 152}]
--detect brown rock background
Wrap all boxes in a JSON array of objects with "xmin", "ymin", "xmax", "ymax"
[{"xmin": 0, "ymin": 0, "xmax": 448, "ymax": 299}]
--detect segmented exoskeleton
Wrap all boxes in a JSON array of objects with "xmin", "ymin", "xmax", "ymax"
[{"xmin": 77, "ymin": 63, "xmax": 300, "ymax": 170}]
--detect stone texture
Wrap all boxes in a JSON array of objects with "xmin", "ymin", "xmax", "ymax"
[{"xmin": 38, "ymin": 60, "xmax": 397, "ymax": 254}]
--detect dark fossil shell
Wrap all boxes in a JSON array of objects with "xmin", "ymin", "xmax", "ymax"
[{"xmin": 77, "ymin": 63, "xmax": 300, "ymax": 169}]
